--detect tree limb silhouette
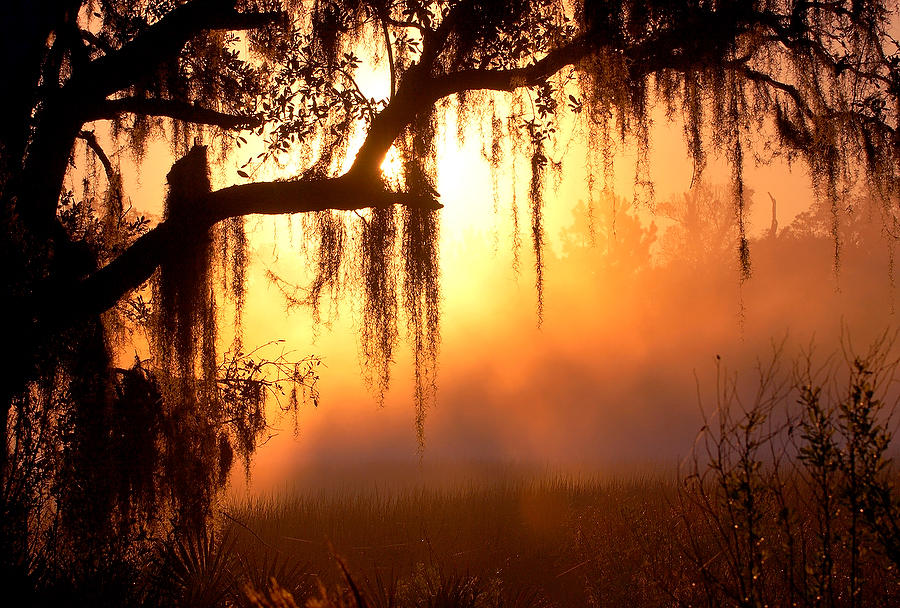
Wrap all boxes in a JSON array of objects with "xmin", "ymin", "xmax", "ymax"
[{"xmin": 90, "ymin": 98, "xmax": 262, "ymax": 129}]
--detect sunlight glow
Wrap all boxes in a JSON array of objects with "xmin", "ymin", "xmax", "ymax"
[{"xmin": 380, "ymin": 145, "xmax": 403, "ymax": 183}]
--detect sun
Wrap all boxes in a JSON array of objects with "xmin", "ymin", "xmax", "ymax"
[
  {"xmin": 434, "ymin": 131, "xmax": 500, "ymax": 243},
  {"xmin": 379, "ymin": 145, "xmax": 404, "ymax": 185}
]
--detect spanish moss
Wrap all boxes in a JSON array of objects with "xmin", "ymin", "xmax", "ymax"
[
  {"xmin": 357, "ymin": 206, "xmax": 399, "ymax": 404},
  {"xmin": 530, "ymin": 144, "xmax": 546, "ymax": 326}
]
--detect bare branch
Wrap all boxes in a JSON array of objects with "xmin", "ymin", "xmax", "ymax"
[
  {"xmin": 206, "ymin": 173, "xmax": 441, "ymax": 223},
  {"xmin": 76, "ymin": 130, "xmax": 115, "ymax": 183}
]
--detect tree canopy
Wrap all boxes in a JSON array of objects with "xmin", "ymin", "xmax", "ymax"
[{"xmin": 2, "ymin": 0, "xmax": 899, "ymax": 599}]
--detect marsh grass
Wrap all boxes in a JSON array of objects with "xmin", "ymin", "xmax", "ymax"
[
  {"xmin": 219, "ymin": 340, "xmax": 900, "ymax": 608},
  {"xmin": 142, "ymin": 455, "xmax": 900, "ymax": 608},
  {"xmin": 224, "ymin": 470, "xmax": 676, "ymax": 607}
]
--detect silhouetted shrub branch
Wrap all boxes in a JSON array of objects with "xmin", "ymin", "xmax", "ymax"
[{"xmin": 671, "ymin": 336, "xmax": 900, "ymax": 607}]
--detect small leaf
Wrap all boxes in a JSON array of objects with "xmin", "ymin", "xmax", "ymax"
[{"xmin": 237, "ymin": 169, "xmax": 249, "ymax": 179}]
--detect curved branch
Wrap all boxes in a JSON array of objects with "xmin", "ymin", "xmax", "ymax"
[
  {"xmin": 349, "ymin": 37, "xmax": 592, "ymax": 176},
  {"xmin": 77, "ymin": 130, "xmax": 115, "ymax": 182},
  {"xmin": 46, "ymin": 0, "xmax": 898, "ymax": 334},
  {"xmin": 68, "ymin": 0, "xmax": 284, "ymax": 101},
  {"xmin": 430, "ymin": 38, "xmax": 592, "ymax": 98},
  {"xmin": 18, "ymin": 0, "xmax": 284, "ymax": 235},
  {"xmin": 735, "ymin": 66, "xmax": 816, "ymax": 119},
  {"xmin": 90, "ymin": 97, "xmax": 262, "ymax": 129}
]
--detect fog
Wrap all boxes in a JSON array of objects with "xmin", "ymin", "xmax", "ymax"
[{"xmin": 230, "ymin": 173, "xmax": 899, "ymax": 495}]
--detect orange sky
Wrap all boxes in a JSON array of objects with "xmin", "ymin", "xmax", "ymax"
[{"xmin": 85, "ymin": 75, "xmax": 897, "ymax": 497}]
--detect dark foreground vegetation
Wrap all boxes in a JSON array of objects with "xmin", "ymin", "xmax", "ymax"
[{"xmin": 37, "ymin": 339, "xmax": 891, "ymax": 608}]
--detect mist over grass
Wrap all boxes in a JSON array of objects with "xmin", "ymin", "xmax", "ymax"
[
  {"xmin": 225, "ymin": 468, "xmax": 676, "ymax": 607},
  {"xmin": 244, "ymin": 186, "xmax": 900, "ymax": 493},
  {"xmin": 213, "ymin": 333, "xmax": 900, "ymax": 608}
]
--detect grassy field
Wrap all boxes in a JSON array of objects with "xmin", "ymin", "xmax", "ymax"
[
  {"xmin": 153, "ymin": 445, "xmax": 900, "ymax": 608},
  {"xmin": 223, "ymin": 467, "xmax": 678, "ymax": 607},
  {"xmin": 211, "ymin": 444, "xmax": 900, "ymax": 608}
]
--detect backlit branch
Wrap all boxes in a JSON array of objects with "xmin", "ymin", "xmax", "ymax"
[
  {"xmin": 382, "ymin": 15, "xmax": 426, "ymax": 35},
  {"xmin": 430, "ymin": 37, "xmax": 592, "ymax": 97},
  {"xmin": 79, "ymin": 29, "xmax": 113, "ymax": 55},
  {"xmin": 735, "ymin": 66, "xmax": 816, "ymax": 119},
  {"xmin": 379, "ymin": 11, "xmax": 397, "ymax": 98},
  {"xmin": 76, "ymin": 130, "xmax": 115, "ymax": 183},
  {"xmin": 207, "ymin": 173, "xmax": 441, "ymax": 222},
  {"xmin": 91, "ymin": 97, "xmax": 262, "ymax": 129},
  {"xmin": 60, "ymin": 172, "xmax": 440, "ymax": 326},
  {"xmin": 18, "ymin": 0, "xmax": 284, "ymax": 236},
  {"xmin": 45, "ymin": 0, "xmax": 900, "ymax": 336},
  {"xmin": 70, "ymin": 16, "xmax": 710, "ymax": 326},
  {"xmin": 420, "ymin": 0, "xmax": 476, "ymax": 67},
  {"xmin": 68, "ymin": 0, "xmax": 284, "ymax": 101}
]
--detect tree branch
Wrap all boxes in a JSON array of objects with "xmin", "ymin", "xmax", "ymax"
[
  {"xmin": 379, "ymin": 11, "xmax": 397, "ymax": 98},
  {"xmin": 382, "ymin": 15, "xmax": 426, "ymax": 35},
  {"xmin": 429, "ymin": 38, "xmax": 592, "ymax": 98},
  {"xmin": 68, "ymin": 0, "xmax": 284, "ymax": 102},
  {"xmin": 76, "ymin": 129, "xmax": 115, "ymax": 182},
  {"xmin": 420, "ymin": 0, "xmax": 476, "ymax": 68},
  {"xmin": 735, "ymin": 66, "xmax": 815, "ymax": 120},
  {"xmin": 79, "ymin": 29, "xmax": 113, "ymax": 55},
  {"xmin": 206, "ymin": 173, "xmax": 441, "ymax": 223},
  {"xmin": 58, "ymin": 172, "xmax": 440, "ymax": 325},
  {"xmin": 90, "ymin": 97, "xmax": 262, "ymax": 129},
  {"xmin": 69, "ymin": 32, "xmax": 593, "ymax": 318},
  {"xmin": 47, "ymin": 0, "xmax": 892, "ymax": 332},
  {"xmin": 18, "ymin": 0, "xmax": 283, "ymax": 236},
  {"xmin": 348, "ymin": 35, "xmax": 592, "ymax": 179}
]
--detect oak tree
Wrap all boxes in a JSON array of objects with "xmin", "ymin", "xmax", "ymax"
[{"xmin": 2, "ymin": 0, "xmax": 898, "ymax": 596}]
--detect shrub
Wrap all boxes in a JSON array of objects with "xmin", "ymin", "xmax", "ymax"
[{"xmin": 670, "ymin": 337, "xmax": 900, "ymax": 607}]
